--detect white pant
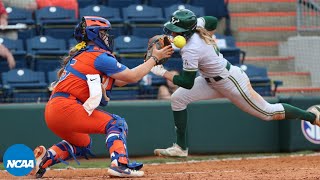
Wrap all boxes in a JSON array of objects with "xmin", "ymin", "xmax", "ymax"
[{"xmin": 171, "ymin": 65, "xmax": 285, "ymax": 121}]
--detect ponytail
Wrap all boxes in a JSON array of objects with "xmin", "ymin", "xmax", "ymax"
[
  {"xmin": 195, "ymin": 27, "xmax": 216, "ymax": 45},
  {"xmin": 57, "ymin": 41, "xmax": 86, "ymax": 79}
]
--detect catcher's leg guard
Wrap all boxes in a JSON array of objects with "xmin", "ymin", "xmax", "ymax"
[
  {"xmin": 105, "ymin": 114, "xmax": 144, "ymax": 177},
  {"xmin": 32, "ymin": 140, "xmax": 93, "ymax": 178}
]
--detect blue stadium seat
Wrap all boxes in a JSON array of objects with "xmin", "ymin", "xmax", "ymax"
[
  {"xmin": 26, "ymin": 36, "xmax": 67, "ymax": 72},
  {"xmin": 236, "ymin": 64, "xmax": 273, "ymax": 96},
  {"xmin": 189, "ymin": 0, "xmax": 229, "ymax": 20},
  {"xmin": 148, "ymin": 0, "xmax": 184, "ymax": 8},
  {"xmin": 150, "ymin": 73, "xmax": 166, "ymax": 86},
  {"xmin": 47, "ymin": 69, "xmax": 59, "ymax": 85},
  {"xmin": 6, "ymin": 7, "xmax": 34, "ymax": 25},
  {"xmin": 110, "ymin": 26, "xmax": 127, "ymax": 37},
  {"xmin": 1, "ymin": 69, "xmax": 49, "ymax": 102},
  {"xmin": 190, "ymin": 0, "xmax": 232, "ymax": 35},
  {"xmin": 27, "ymin": 36, "xmax": 67, "ymax": 55},
  {"xmin": 215, "ymin": 33, "xmax": 246, "ymax": 64},
  {"xmin": 5, "ymin": 7, "xmax": 37, "ymax": 41},
  {"xmin": 164, "ymin": 4, "xmax": 205, "ymax": 19},
  {"xmin": 107, "ymin": 0, "xmax": 142, "ymax": 8},
  {"xmin": 130, "ymin": 26, "xmax": 163, "ymax": 38},
  {"xmin": 78, "ymin": 0, "xmax": 102, "ymax": 8},
  {"xmin": 163, "ymin": 57, "xmax": 183, "ymax": 72},
  {"xmin": 35, "ymin": 6, "xmax": 78, "ymax": 40},
  {"xmin": 122, "ymin": 5, "xmax": 165, "ymax": 24},
  {"xmin": 111, "ymin": 86, "xmax": 140, "ymax": 100},
  {"xmin": 114, "ymin": 35, "xmax": 148, "ymax": 55},
  {"xmin": 119, "ymin": 58, "xmax": 143, "ymax": 69},
  {"xmin": 0, "ymin": 37, "xmax": 28, "ymax": 73},
  {"xmin": 79, "ymin": 5, "xmax": 123, "ymax": 24},
  {"xmin": 68, "ymin": 38, "xmax": 77, "ymax": 49},
  {"xmin": 138, "ymin": 73, "xmax": 159, "ymax": 99}
]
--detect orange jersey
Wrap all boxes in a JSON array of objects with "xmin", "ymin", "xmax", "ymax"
[{"xmin": 52, "ymin": 45, "xmax": 127, "ymax": 103}]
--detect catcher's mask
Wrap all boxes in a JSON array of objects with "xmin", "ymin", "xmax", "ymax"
[
  {"xmin": 74, "ymin": 16, "xmax": 114, "ymax": 52},
  {"xmin": 163, "ymin": 9, "xmax": 197, "ymax": 40}
]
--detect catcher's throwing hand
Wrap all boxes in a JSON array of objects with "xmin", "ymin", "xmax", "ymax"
[
  {"xmin": 145, "ymin": 35, "xmax": 174, "ymax": 65},
  {"xmin": 151, "ymin": 65, "xmax": 167, "ymax": 77}
]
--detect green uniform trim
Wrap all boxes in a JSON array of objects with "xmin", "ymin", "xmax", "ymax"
[
  {"xmin": 228, "ymin": 76, "xmax": 285, "ymax": 117},
  {"xmin": 173, "ymin": 70, "xmax": 197, "ymax": 89}
]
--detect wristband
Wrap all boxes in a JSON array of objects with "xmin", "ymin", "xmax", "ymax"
[{"xmin": 150, "ymin": 56, "xmax": 159, "ymax": 64}]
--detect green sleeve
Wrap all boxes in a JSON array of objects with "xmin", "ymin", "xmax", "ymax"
[{"xmin": 173, "ymin": 70, "xmax": 197, "ymax": 89}]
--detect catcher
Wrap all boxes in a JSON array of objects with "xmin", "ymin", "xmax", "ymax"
[{"xmin": 31, "ymin": 16, "xmax": 173, "ymax": 178}]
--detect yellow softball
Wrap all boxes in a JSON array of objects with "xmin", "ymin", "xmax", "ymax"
[{"xmin": 173, "ymin": 35, "xmax": 186, "ymax": 48}]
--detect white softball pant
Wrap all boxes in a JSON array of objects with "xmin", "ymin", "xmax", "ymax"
[{"xmin": 171, "ymin": 65, "xmax": 285, "ymax": 121}]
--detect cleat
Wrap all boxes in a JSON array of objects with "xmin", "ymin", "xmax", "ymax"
[
  {"xmin": 154, "ymin": 143, "xmax": 188, "ymax": 157},
  {"xmin": 30, "ymin": 146, "xmax": 48, "ymax": 178},
  {"xmin": 307, "ymin": 105, "xmax": 320, "ymax": 127},
  {"xmin": 107, "ymin": 164, "xmax": 144, "ymax": 177}
]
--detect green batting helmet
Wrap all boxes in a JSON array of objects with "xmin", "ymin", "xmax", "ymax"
[{"xmin": 164, "ymin": 9, "xmax": 197, "ymax": 39}]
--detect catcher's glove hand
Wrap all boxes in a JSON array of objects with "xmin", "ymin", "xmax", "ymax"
[{"xmin": 145, "ymin": 35, "xmax": 172, "ymax": 65}]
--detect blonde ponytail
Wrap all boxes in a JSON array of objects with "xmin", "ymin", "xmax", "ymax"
[
  {"xmin": 195, "ymin": 27, "xmax": 216, "ymax": 45},
  {"xmin": 57, "ymin": 41, "xmax": 87, "ymax": 79}
]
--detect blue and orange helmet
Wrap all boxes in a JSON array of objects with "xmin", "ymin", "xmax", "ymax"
[{"xmin": 74, "ymin": 16, "xmax": 114, "ymax": 52}]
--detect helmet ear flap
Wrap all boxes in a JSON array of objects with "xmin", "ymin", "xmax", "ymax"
[{"xmin": 74, "ymin": 20, "xmax": 88, "ymax": 43}]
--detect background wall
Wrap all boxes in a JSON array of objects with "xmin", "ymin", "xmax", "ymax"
[{"xmin": 1, "ymin": 97, "xmax": 320, "ymax": 160}]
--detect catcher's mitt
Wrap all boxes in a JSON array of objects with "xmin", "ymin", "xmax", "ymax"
[{"xmin": 145, "ymin": 35, "xmax": 171, "ymax": 65}]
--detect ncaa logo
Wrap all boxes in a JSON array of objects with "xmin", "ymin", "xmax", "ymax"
[{"xmin": 3, "ymin": 144, "xmax": 35, "ymax": 176}]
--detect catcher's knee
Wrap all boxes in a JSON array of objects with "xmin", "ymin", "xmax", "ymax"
[
  {"xmin": 105, "ymin": 114, "xmax": 128, "ymax": 148},
  {"xmin": 105, "ymin": 114, "xmax": 129, "ymax": 165},
  {"xmin": 171, "ymin": 92, "xmax": 189, "ymax": 111}
]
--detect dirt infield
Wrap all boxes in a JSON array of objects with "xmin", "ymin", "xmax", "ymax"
[{"xmin": 1, "ymin": 154, "xmax": 320, "ymax": 179}]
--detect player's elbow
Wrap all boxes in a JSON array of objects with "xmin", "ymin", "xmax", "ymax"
[{"xmin": 180, "ymin": 80, "xmax": 194, "ymax": 89}]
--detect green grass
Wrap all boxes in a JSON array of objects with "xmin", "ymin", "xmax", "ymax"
[{"xmin": 0, "ymin": 151, "xmax": 316, "ymax": 170}]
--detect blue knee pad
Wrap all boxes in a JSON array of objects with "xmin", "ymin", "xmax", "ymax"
[
  {"xmin": 106, "ymin": 114, "xmax": 128, "ymax": 144},
  {"xmin": 105, "ymin": 114, "xmax": 143, "ymax": 170}
]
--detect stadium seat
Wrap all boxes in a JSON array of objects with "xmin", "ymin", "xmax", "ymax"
[
  {"xmin": 111, "ymin": 86, "xmax": 140, "ymax": 100},
  {"xmin": 164, "ymin": 4, "xmax": 205, "ymax": 19},
  {"xmin": 163, "ymin": 57, "xmax": 183, "ymax": 72},
  {"xmin": 26, "ymin": 36, "xmax": 68, "ymax": 72},
  {"xmin": 77, "ymin": 0, "xmax": 102, "ymax": 8},
  {"xmin": 215, "ymin": 33, "xmax": 246, "ymax": 65},
  {"xmin": 5, "ymin": 6, "xmax": 37, "ymax": 41},
  {"xmin": 119, "ymin": 58, "xmax": 143, "ymax": 69},
  {"xmin": 236, "ymin": 64, "xmax": 273, "ymax": 96},
  {"xmin": 138, "ymin": 73, "xmax": 159, "ymax": 99},
  {"xmin": 122, "ymin": 4, "xmax": 165, "ymax": 24},
  {"xmin": 110, "ymin": 26, "xmax": 127, "ymax": 37},
  {"xmin": 107, "ymin": 0, "xmax": 142, "ymax": 8},
  {"xmin": 6, "ymin": 7, "xmax": 34, "ymax": 25},
  {"xmin": 47, "ymin": 69, "xmax": 59, "ymax": 85},
  {"xmin": 1, "ymin": 69, "xmax": 49, "ymax": 102},
  {"xmin": 190, "ymin": 0, "xmax": 231, "ymax": 35},
  {"xmin": 0, "ymin": 38, "xmax": 28, "ymax": 73},
  {"xmin": 148, "ymin": 0, "xmax": 184, "ymax": 8},
  {"xmin": 35, "ymin": 6, "xmax": 78, "ymax": 40},
  {"xmin": 79, "ymin": 5, "xmax": 123, "ymax": 24},
  {"xmin": 130, "ymin": 26, "xmax": 163, "ymax": 38},
  {"xmin": 189, "ymin": 0, "xmax": 229, "ymax": 20},
  {"xmin": 67, "ymin": 38, "xmax": 77, "ymax": 49},
  {"xmin": 114, "ymin": 35, "xmax": 148, "ymax": 56}
]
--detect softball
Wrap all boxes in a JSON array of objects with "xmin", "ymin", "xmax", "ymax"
[{"xmin": 173, "ymin": 35, "xmax": 186, "ymax": 48}]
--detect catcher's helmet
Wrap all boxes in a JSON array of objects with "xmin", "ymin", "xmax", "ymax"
[
  {"xmin": 164, "ymin": 9, "xmax": 197, "ymax": 39},
  {"xmin": 74, "ymin": 16, "xmax": 114, "ymax": 52}
]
